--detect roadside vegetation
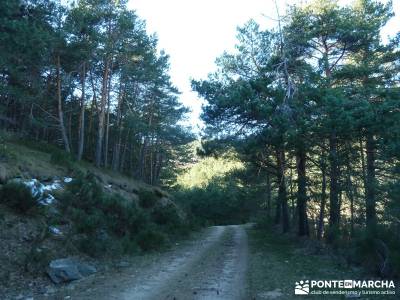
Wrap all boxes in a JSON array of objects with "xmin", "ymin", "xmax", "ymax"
[
  {"xmin": 58, "ymin": 173, "xmax": 189, "ymax": 256},
  {"xmin": 246, "ymin": 224, "xmax": 399, "ymax": 300},
  {"xmin": 0, "ymin": 135, "xmax": 195, "ymax": 298},
  {"xmin": 0, "ymin": 182, "xmax": 40, "ymax": 214},
  {"xmin": 0, "ymin": 176, "xmax": 190, "ymax": 255},
  {"xmin": 193, "ymin": 0, "xmax": 400, "ymax": 280}
]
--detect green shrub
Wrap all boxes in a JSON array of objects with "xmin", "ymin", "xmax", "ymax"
[
  {"xmin": 26, "ymin": 246, "xmax": 53, "ymax": 273},
  {"xmin": 0, "ymin": 182, "xmax": 39, "ymax": 213},
  {"xmin": 127, "ymin": 209, "xmax": 150, "ymax": 235},
  {"xmin": 347, "ymin": 226, "xmax": 400, "ymax": 277},
  {"xmin": 120, "ymin": 235, "xmax": 138, "ymax": 254},
  {"xmin": 138, "ymin": 189, "xmax": 158, "ymax": 208},
  {"xmin": 77, "ymin": 235, "xmax": 110, "ymax": 257},
  {"xmin": 253, "ymin": 214, "xmax": 274, "ymax": 230},
  {"xmin": 325, "ymin": 225, "xmax": 342, "ymax": 247},
  {"xmin": 350, "ymin": 232, "xmax": 376, "ymax": 267},
  {"xmin": 0, "ymin": 137, "xmax": 15, "ymax": 161},
  {"xmin": 136, "ymin": 229, "xmax": 166, "ymax": 251},
  {"xmin": 152, "ymin": 204, "xmax": 181, "ymax": 227},
  {"xmin": 50, "ymin": 150, "xmax": 74, "ymax": 168},
  {"xmin": 154, "ymin": 188, "xmax": 166, "ymax": 198},
  {"xmin": 73, "ymin": 209, "xmax": 105, "ymax": 234},
  {"xmin": 101, "ymin": 195, "xmax": 146, "ymax": 237},
  {"xmin": 173, "ymin": 180, "xmax": 251, "ymax": 225},
  {"xmin": 391, "ymin": 250, "xmax": 400, "ymax": 278},
  {"xmin": 59, "ymin": 173, "xmax": 186, "ymax": 256},
  {"xmin": 15, "ymin": 139, "xmax": 74, "ymax": 167},
  {"xmin": 17, "ymin": 139, "xmax": 60, "ymax": 154},
  {"xmin": 61, "ymin": 174, "xmax": 103, "ymax": 210},
  {"xmin": 373, "ymin": 227, "xmax": 400, "ymax": 277}
]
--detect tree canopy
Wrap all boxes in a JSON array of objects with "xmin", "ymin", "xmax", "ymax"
[
  {"xmin": 0, "ymin": 0, "xmax": 192, "ymax": 184},
  {"xmin": 193, "ymin": 0, "xmax": 400, "ymax": 253}
]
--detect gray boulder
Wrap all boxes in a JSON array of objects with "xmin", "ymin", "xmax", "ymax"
[{"xmin": 46, "ymin": 258, "xmax": 96, "ymax": 284}]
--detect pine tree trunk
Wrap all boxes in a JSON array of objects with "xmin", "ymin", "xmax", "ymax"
[
  {"xmin": 112, "ymin": 132, "xmax": 122, "ymax": 171},
  {"xmin": 328, "ymin": 131, "xmax": 340, "ymax": 241},
  {"xmin": 347, "ymin": 178, "xmax": 355, "ymax": 237},
  {"xmin": 365, "ymin": 133, "xmax": 377, "ymax": 233},
  {"xmin": 138, "ymin": 138, "xmax": 147, "ymax": 179},
  {"xmin": 154, "ymin": 151, "xmax": 163, "ymax": 184},
  {"xmin": 88, "ymin": 68, "xmax": 98, "ymax": 158},
  {"xmin": 297, "ymin": 148, "xmax": 308, "ymax": 236},
  {"xmin": 104, "ymin": 65, "xmax": 113, "ymax": 168},
  {"xmin": 112, "ymin": 84, "xmax": 124, "ymax": 171},
  {"xmin": 149, "ymin": 139, "xmax": 154, "ymax": 185},
  {"xmin": 266, "ymin": 172, "xmax": 271, "ymax": 218},
  {"xmin": 104, "ymin": 92, "xmax": 110, "ymax": 167},
  {"xmin": 290, "ymin": 167, "xmax": 296, "ymax": 222},
  {"xmin": 68, "ymin": 113, "xmax": 72, "ymax": 150},
  {"xmin": 56, "ymin": 54, "xmax": 70, "ymax": 153},
  {"xmin": 95, "ymin": 58, "xmax": 109, "ymax": 167},
  {"xmin": 119, "ymin": 128, "xmax": 130, "ymax": 172},
  {"xmin": 276, "ymin": 148, "xmax": 289, "ymax": 233},
  {"xmin": 323, "ymin": 42, "xmax": 341, "ymax": 242},
  {"xmin": 344, "ymin": 146, "xmax": 355, "ymax": 237},
  {"xmin": 274, "ymin": 200, "xmax": 281, "ymax": 225},
  {"xmin": 359, "ymin": 138, "xmax": 367, "ymax": 189},
  {"xmin": 317, "ymin": 161, "xmax": 327, "ymax": 240},
  {"xmin": 77, "ymin": 62, "xmax": 86, "ymax": 161}
]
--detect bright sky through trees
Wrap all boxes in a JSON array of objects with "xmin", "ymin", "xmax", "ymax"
[{"xmin": 128, "ymin": 0, "xmax": 400, "ymax": 132}]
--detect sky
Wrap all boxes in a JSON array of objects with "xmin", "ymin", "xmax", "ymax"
[{"xmin": 127, "ymin": 0, "xmax": 400, "ymax": 132}]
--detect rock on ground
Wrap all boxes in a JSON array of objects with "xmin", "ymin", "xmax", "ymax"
[{"xmin": 46, "ymin": 258, "xmax": 96, "ymax": 284}]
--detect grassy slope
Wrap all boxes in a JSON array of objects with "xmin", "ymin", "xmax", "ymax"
[
  {"xmin": 246, "ymin": 227, "xmax": 398, "ymax": 300},
  {"xmin": 0, "ymin": 136, "xmax": 155, "ymax": 199}
]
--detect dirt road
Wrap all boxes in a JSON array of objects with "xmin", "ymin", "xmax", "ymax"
[{"xmin": 52, "ymin": 225, "xmax": 249, "ymax": 300}]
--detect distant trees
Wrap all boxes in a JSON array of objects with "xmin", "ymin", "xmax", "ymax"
[
  {"xmin": 172, "ymin": 151, "xmax": 256, "ymax": 225},
  {"xmin": 193, "ymin": 0, "xmax": 400, "ymax": 247},
  {"xmin": 0, "ymin": 0, "xmax": 191, "ymax": 184}
]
